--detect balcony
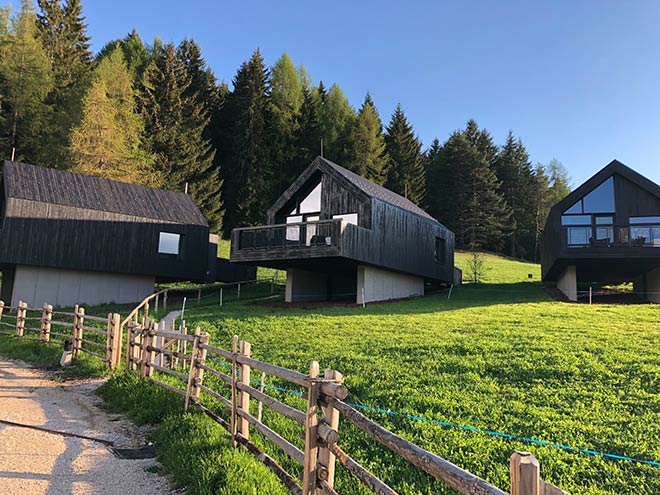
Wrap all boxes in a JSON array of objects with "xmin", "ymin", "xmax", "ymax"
[
  {"xmin": 563, "ymin": 224, "xmax": 660, "ymax": 249},
  {"xmin": 231, "ymin": 219, "xmax": 347, "ymax": 263}
]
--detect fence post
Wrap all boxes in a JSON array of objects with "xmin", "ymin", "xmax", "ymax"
[
  {"xmin": 0, "ymin": 300, "xmax": 4, "ymax": 320},
  {"xmin": 257, "ymin": 371, "xmax": 266, "ymax": 422},
  {"xmin": 184, "ymin": 328, "xmax": 201, "ymax": 411},
  {"xmin": 139, "ymin": 318, "xmax": 150, "ymax": 378},
  {"xmin": 238, "ymin": 340, "xmax": 252, "ymax": 440},
  {"xmin": 230, "ymin": 334, "xmax": 239, "ymax": 448},
  {"xmin": 40, "ymin": 303, "xmax": 53, "ymax": 343},
  {"xmin": 163, "ymin": 290, "xmax": 168, "ymax": 311},
  {"xmin": 74, "ymin": 307, "xmax": 85, "ymax": 356},
  {"xmin": 155, "ymin": 292, "xmax": 160, "ymax": 314},
  {"xmin": 192, "ymin": 330, "xmax": 209, "ymax": 403},
  {"xmin": 181, "ymin": 320, "xmax": 188, "ymax": 370},
  {"xmin": 144, "ymin": 301, "xmax": 150, "ymax": 321},
  {"xmin": 106, "ymin": 313, "xmax": 114, "ymax": 368},
  {"xmin": 220, "ymin": 287, "xmax": 223, "ymax": 306},
  {"xmin": 143, "ymin": 321, "xmax": 157, "ymax": 378},
  {"xmin": 72, "ymin": 304, "xmax": 79, "ymax": 353},
  {"xmin": 197, "ymin": 288, "xmax": 202, "ymax": 303},
  {"xmin": 510, "ymin": 451, "xmax": 540, "ymax": 495},
  {"xmin": 237, "ymin": 283, "xmax": 241, "ymax": 300},
  {"xmin": 15, "ymin": 300, "xmax": 26, "ymax": 337},
  {"xmin": 302, "ymin": 361, "xmax": 320, "ymax": 495},
  {"xmin": 318, "ymin": 369, "xmax": 343, "ymax": 490},
  {"xmin": 125, "ymin": 321, "xmax": 134, "ymax": 370}
]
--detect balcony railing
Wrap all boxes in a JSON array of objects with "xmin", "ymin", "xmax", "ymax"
[
  {"xmin": 234, "ymin": 219, "xmax": 344, "ymax": 252},
  {"xmin": 563, "ymin": 224, "xmax": 660, "ymax": 248}
]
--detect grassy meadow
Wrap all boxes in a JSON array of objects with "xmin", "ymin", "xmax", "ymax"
[{"xmin": 2, "ymin": 250, "xmax": 660, "ymax": 494}]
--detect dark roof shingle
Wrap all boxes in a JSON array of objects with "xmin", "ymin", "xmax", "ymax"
[
  {"xmin": 319, "ymin": 157, "xmax": 435, "ymax": 220},
  {"xmin": 2, "ymin": 161, "xmax": 208, "ymax": 226}
]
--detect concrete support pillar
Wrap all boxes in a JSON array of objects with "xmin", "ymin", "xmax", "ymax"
[
  {"xmin": 356, "ymin": 265, "xmax": 424, "ymax": 304},
  {"xmin": 285, "ymin": 268, "xmax": 329, "ymax": 303},
  {"xmin": 646, "ymin": 267, "xmax": 660, "ymax": 304},
  {"xmin": 557, "ymin": 265, "xmax": 577, "ymax": 302}
]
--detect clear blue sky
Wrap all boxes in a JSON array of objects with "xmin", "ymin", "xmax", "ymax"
[{"xmin": 10, "ymin": 0, "xmax": 660, "ymax": 186}]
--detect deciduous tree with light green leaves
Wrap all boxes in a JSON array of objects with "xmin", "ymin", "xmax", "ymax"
[{"xmin": 69, "ymin": 46, "xmax": 153, "ymax": 184}]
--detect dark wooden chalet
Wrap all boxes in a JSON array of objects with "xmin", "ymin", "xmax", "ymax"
[
  {"xmin": 231, "ymin": 156, "xmax": 456, "ymax": 303},
  {"xmin": 542, "ymin": 160, "xmax": 660, "ymax": 302},
  {"xmin": 0, "ymin": 161, "xmax": 252, "ymax": 307}
]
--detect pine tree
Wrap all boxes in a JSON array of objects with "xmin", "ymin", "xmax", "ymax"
[
  {"xmin": 319, "ymin": 83, "xmax": 356, "ymax": 165},
  {"xmin": 69, "ymin": 47, "xmax": 152, "ymax": 183},
  {"xmin": 142, "ymin": 43, "xmax": 223, "ymax": 232},
  {"xmin": 494, "ymin": 131, "xmax": 537, "ymax": 258},
  {"xmin": 0, "ymin": 0, "xmax": 53, "ymax": 163},
  {"xmin": 348, "ymin": 93, "xmax": 387, "ymax": 184},
  {"xmin": 217, "ymin": 49, "xmax": 270, "ymax": 235},
  {"xmin": 384, "ymin": 104, "xmax": 425, "ymax": 205},
  {"xmin": 269, "ymin": 53, "xmax": 304, "ymax": 199},
  {"xmin": 37, "ymin": 0, "xmax": 93, "ymax": 169}
]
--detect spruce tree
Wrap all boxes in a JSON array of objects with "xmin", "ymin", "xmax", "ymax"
[
  {"xmin": 142, "ymin": 43, "xmax": 223, "ymax": 232},
  {"xmin": 295, "ymin": 84, "xmax": 323, "ymax": 169},
  {"xmin": 494, "ymin": 131, "xmax": 537, "ymax": 258},
  {"xmin": 384, "ymin": 104, "xmax": 425, "ymax": 205},
  {"xmin": 217, "ymin": 49, "xmax": 270, "ymax": 235},
  {"xmin": 69, "ymin": 47, "xmax": 152, "ymax": 183},
  {"xmin": 0, "ymin": 0, "xmax": 53, "ymax": 163},
  {"xmin": 96, "ymin": 29, "xmax": 150, "ymax": 80},
  {"xmin": 37, "ymin": 0, "xmax": 93, "ymax": 169},
  {"xmin": 348, "ymin": 93, "xmax": 387, "ymax": 184}
]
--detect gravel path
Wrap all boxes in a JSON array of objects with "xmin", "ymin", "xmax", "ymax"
[{"xmin": 0, "ymin": 359, "xmax": 174, "ymax": 495}]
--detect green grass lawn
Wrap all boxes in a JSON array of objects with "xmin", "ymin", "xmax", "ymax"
[{"xmin": 3, "ymin": 252, "xmax": 660, "ymax": 494}]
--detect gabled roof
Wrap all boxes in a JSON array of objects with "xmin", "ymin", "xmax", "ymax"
[
  {"xmin": 268, "ymin": 156, "xmax": 437, "ymax": 222},
  {"xmin": 2, "ymin": 160, "xmax": 208, "ymax": 226},
  {"xmin": 550, "ymin": 159, "xmax": 660, "ymax": 215}
]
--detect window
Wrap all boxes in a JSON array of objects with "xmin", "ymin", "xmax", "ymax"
[
  {"xmin": 158, "ymin": 232, "xmax": 181, "ymax": 256},
  {"xmin": 630, "ymin": 216, "xmax": 660, "ymax": 224},
  {"xmin": 286, "ymin": 215, "xmax": 302, "ymax": 242},
  {"xmin": 298, "ymin": 182, "xmax": 322, "ymax": 214},
  {"xmin": 332, "ymin": 213, "xmax": 358, "ymax": 225},
  {"xmin": 562, "ymin": 177, "xmax": 615, "ymax": 215},
  {"xmin": 561, "ymin": 215, "xmax": 591, "ymax": 225},
  {"xmin": 567, "ymin": 227, "xmax": 590, "ymax": 246},
  {"xmin": 435, "ymin": 237, "xmax": 446, "ymax": 263}
]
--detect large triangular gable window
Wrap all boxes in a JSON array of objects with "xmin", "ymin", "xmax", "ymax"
[{"xmin": 562, "ymin": 177, "xmax": 615, "ymax": 215}]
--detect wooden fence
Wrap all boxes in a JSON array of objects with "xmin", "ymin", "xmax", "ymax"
[
  {"xmin": 0, "ymin": 300, "xmax": 122, "ymax": 370},
  {"xmin": 122, "ymin": 316, "xmax": 569, "ymax": 495},
  {"xmin": 0, "ymin": 297, "xmax": 570, "ymax": 495}
]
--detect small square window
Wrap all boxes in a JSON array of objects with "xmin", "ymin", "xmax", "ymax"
[{"xmin": 159, "ymin": 232, "xmax": 181, "ymax": 256}]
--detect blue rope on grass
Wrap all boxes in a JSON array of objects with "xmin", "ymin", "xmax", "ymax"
[{"xmin": 209, "ymin": 357, "xmax": 660, "ymax": 468}]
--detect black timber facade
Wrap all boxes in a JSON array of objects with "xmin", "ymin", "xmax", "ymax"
[
  {"xmin": 0, "ymin": 161, "xmax": 251, "ymax": 306},
  {"xmin": 542, "ymin": 160, "xmax": 660, "ymax": 289},
  {"xmin": 231, "ymin": 157, "xmax": 455, "ymax": 301}
]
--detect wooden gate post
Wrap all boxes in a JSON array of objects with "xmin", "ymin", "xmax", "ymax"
[
  {"xmin": 106, "ymin": 313, "xmax": 114, "ymax": 368},
  {"xmin": 141, "ymin": 320, "xmax": 156, "ymax": 378},
  {"xmin": 110, "ymin": 313, "xmax": 121, "ymax": 369},
  {"xmin": 238, "ymin": 340, "xmax": 252, "ymax": 440},
  {"xmin": 0, "ymin": 300, "xmax": 5, "ymax": 320},
  {"xmin": 125, "ymin": 321, "xmax": 134, "ymax": 370},
  {"xmin": 302, "ymin": 361, "xmax": 320, "ymax": 495},
  {"xmin": 192, "ymin": 330, "xmax": 209, "ymax": 403},
  {"xmin": 15, "ymin": 301, "xmax": 26, "ymax": 337},
  {"xmin": 318, "ymin": 369, "xmax": 343, "ymax": 490},
  {"xmin": 510, "ymin": 451, "xmax": 540, "ymax": 495},
  {"xmin": 40, "ymin": 303, "xmax": 53, "ymax": 342},
  {"xmin": 184, "ymin": 328, "xmax": 202, "ymax": 411},
  {"xmin": 72, "ymin": 304, "xmax": 79, "ymax": 352}
]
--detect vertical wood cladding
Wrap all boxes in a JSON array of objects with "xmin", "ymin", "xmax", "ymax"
[
  {"xmin": 0, "ymin": 197, "xmax": 209, "ymax": 281},
  {"xmin": 340, "ymin": 199, "xmax": 454, "ymax": 282}
]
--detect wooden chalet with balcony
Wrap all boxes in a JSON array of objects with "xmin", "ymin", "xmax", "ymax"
[
  {"xmin": 542, "ymin": 160, "xmax": 660, "ymax": 302},
  {"xmin": 231, "ymin": 156, "xmax": 457, "ymax": 303}
]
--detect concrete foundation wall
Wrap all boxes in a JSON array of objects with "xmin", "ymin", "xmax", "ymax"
[
  {"xmin": 357, "ymin": 265, "xmax": 424, "ymax": 304},
  {"xmin": 557, "ymin": 265, "xmax": 577, "ymax": 302},
  {"xmin": 285, "ymin": 268, "xmax": 329, "ymax": 302},
  {"xmin": 647, "ymin": 266, "xmax": 660, "ymax": 304},
  {"xmin": 10, "ymin": 265, "xmax": 155, "ymax": 308}
]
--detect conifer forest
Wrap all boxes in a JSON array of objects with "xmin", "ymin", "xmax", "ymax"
[{"xmin": 0, "ymin": 0, "xmax": 571, "ymax": 261}]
